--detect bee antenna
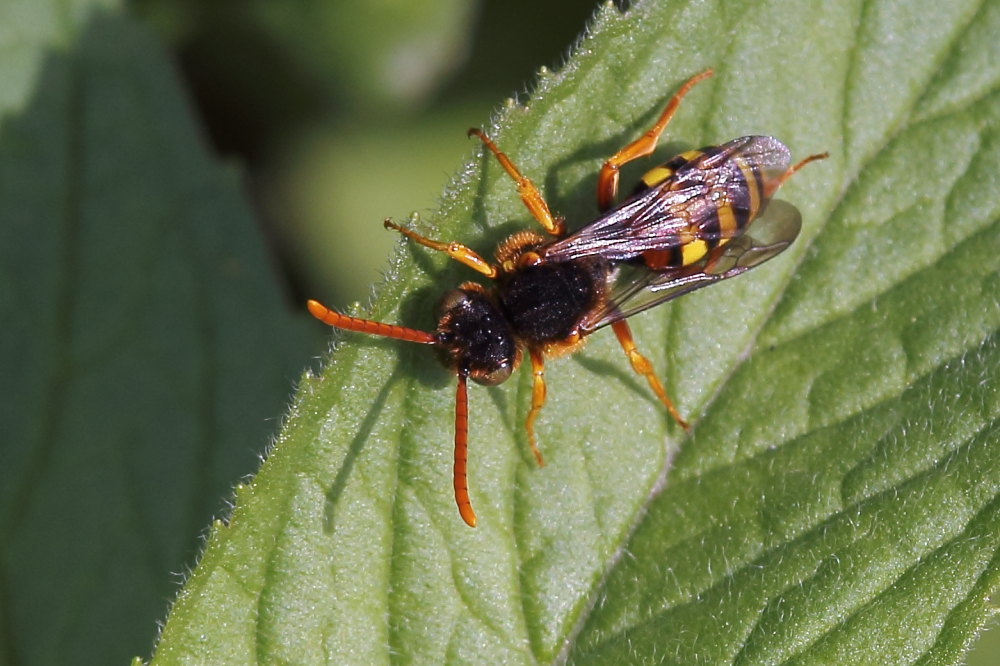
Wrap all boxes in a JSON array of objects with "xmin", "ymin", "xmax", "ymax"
[
  {"xmin": 306, "ymin": 300, "xmax": 436, "ymax": 345},
  {"xmin": 454, "ymin": 371, "xmax": 477, "ymax": 527}
]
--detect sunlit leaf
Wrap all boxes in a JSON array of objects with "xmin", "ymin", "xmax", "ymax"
[{"xmin": 151, "ymin": 0, "xmax": 1000, "ymax": 663}]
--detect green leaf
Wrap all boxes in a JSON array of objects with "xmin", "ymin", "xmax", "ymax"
[
  {"xmin": 249, "ymin": 0, "xmax": 479, "ymax": 109},
  {"xmin": 151, "ymin": 0, "xmax": 1000, "ymax": 664},
  {"xmin": 0, "ymin": 9, "xmax": 317, "ymax": 664},
  {"xmin": 0, "ymin": 0, "xmax": 118, "ymax": 120}
]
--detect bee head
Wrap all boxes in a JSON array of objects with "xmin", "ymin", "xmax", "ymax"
[{"xmin": 434, "ymin": 287, "xmax": 520, "ymax": 385}]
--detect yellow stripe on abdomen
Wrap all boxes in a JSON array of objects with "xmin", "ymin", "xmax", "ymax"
[
  {"xmin": 735, "ymin": 157, "xmax": 761, "ymax": 218},
  {"xmin": 639, "ymin": 166, "xmax": 675, "ymax": 189},
  {"xmin": 717, "ymin": 202, "xmax": 737, "ymax": 238},
  {"xmin": 680, "ymin": 239, "xmax": 708, "ymax": 266}
]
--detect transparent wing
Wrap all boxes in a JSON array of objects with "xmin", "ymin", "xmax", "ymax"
[
  {"xmin": 544, "ymin": 136, "xmax": 792, "ymax": 263},
  {"xmin": 579, "ymin": 199, "xmax": 802, "ymax": 332}
]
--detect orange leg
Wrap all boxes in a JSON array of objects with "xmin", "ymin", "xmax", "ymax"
[
  {"xmin": 523, "ymin": 347, "xmax": 547, "ymax": 467},
  {"xmin": 468, "ymin": 128, "xmax": 565, "ymax": 237},
  {"xmin": 454, "ymin": 373, "xmax": 477, "ymax": 527},
  {"xmin": 307, "ymin": 299, "xmax": 436, "ymax": 344},
  {"xmin": 597, "ymin": 69, "xmax": 714, "ymax": 211},
  {"xmin": 384, "ymin": 219, "xmax": 498, "ymax": 278},
  {"xmin": 611, "ymin": 320, "xmax": 689, "ymax": 430},
  {"xmin": 764, "ymin": 152, "xmax": 830, "ymax": 197}
]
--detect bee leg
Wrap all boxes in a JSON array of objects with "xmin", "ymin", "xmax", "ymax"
[
  {"xmin": 596, "ymin": 69, "xmax": 714, "ymax": 212},
  {"xmin": 384, "ymin": 219, "xmax": 498, "ymax": 278},
  {"xmin": 765, "ymin": 151, "xmax": 830, "ymax": 197},
  {"xmin": 611, "ymin": 320, "xmax": 689, "ymax": 430},
  {"xmin": 468, "ymin": 128, "xmax": 565, "ymax": 237},
  {"xmin": 524, "ymin": 347, "xmax": 547, "ymax": 467},
  {"xmin": 454, "ymin": 372, "xmax": 477, "ymax": 527}
]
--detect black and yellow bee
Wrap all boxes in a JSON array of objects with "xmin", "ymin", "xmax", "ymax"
[{"xmin": 308, "ymin": 69, "xmax": 827, "ymax": 526}]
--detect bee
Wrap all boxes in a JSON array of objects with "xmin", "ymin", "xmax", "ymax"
[{"xmin": 308, "ymin": 69, "xmax": 827, "ymax": 526}]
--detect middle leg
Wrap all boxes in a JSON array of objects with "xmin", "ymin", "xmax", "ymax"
[
  {"xmin": 468, "ymin": 128, "xmax": 565, "ymax": 237},
  {"xmin": 611, "ymin": 320, "xmax": 689, "ymax": 430}
]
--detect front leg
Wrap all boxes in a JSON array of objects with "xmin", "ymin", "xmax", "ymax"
[
  {"xmin": 524, "ymin": 347, "xmax": 548, "ymax": 467},
  {"xmin": 384, "ymin": 219, "xmax": 498, "ymax": 279}
]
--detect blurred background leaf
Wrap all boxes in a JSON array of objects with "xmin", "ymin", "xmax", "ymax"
[
  {"xmin": 131, "ymin": 0, "xmax": 603, "ymax": 307},
  {"xmin": 0, "ymin": 4, "xmax": 319, "ymax": 665},
  {"xmin": 0, "ymin": 0, "xmax": 610, "ymax": 664}
]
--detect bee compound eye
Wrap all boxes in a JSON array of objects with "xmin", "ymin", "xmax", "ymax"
[
  {"xmin": 471, "ymin": 358, "xmax": 513, "ymax": 386},
  {"xmin": 437, "ymin": 289, "xmax": 470, "ymax": 318}
]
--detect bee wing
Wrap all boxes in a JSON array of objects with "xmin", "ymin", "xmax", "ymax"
[
  {"xmin": 545, "ymin": 136, "xmax": 792, "ymax": 263},
  {"xmin": 579, "ymin": 199, "xmax": 802, "ymax": 333}
]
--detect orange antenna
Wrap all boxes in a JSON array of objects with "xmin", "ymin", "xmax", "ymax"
[
  {"xmin": 307, "ymin": 300, "xmax": 436, "ymax": 345},
  {"xmin": 454, "ymin": 373, "xmax": 477, "ymax": 527}
]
